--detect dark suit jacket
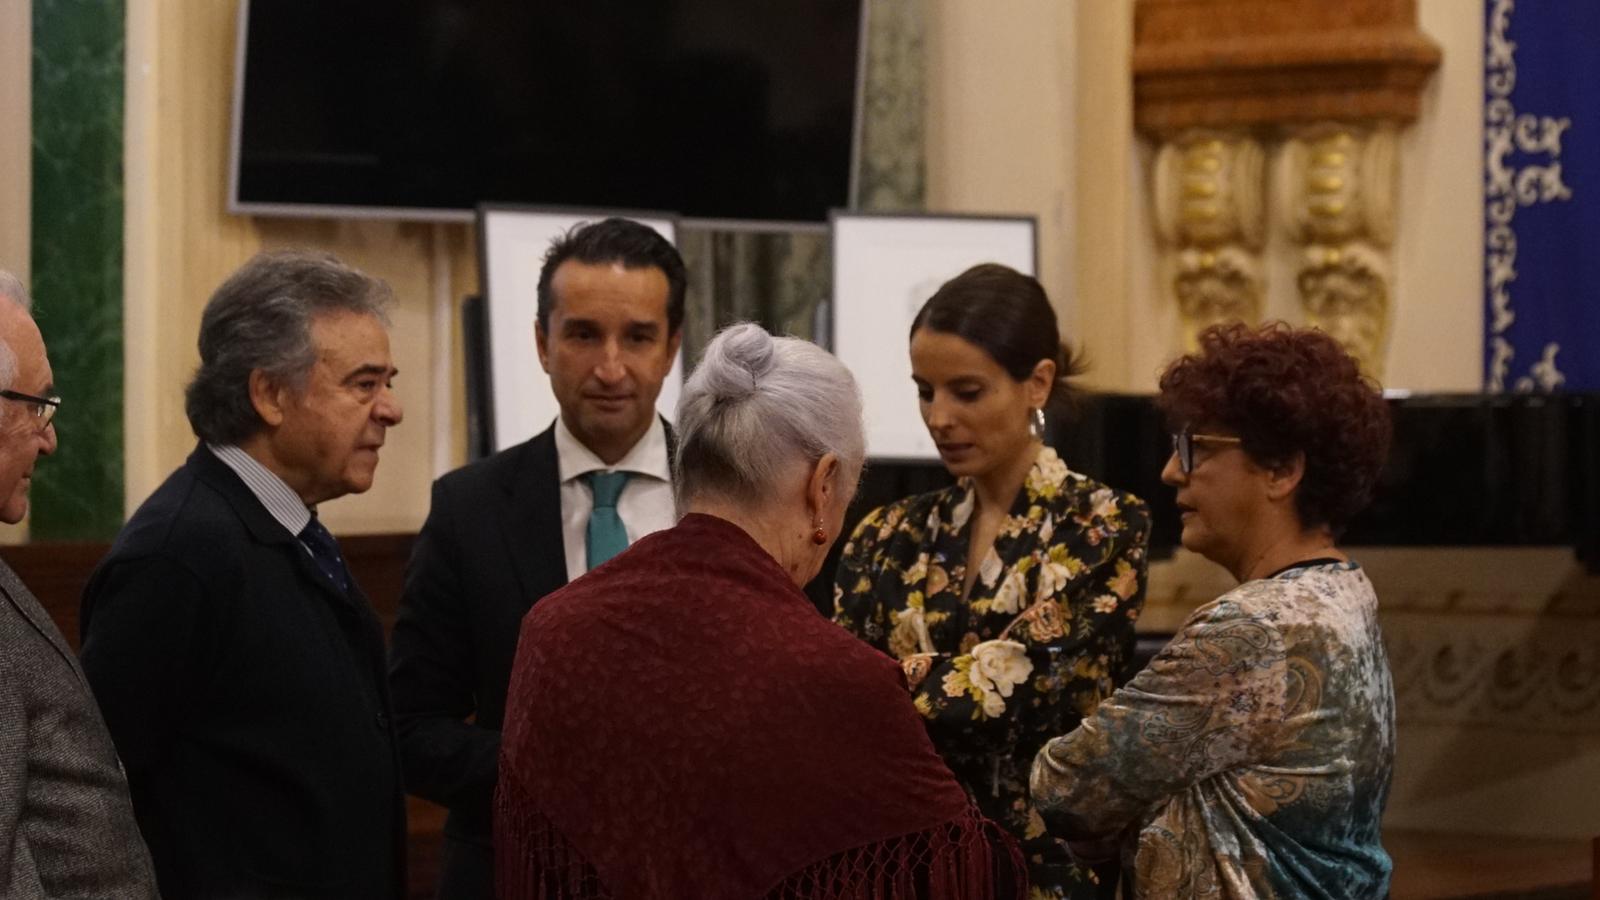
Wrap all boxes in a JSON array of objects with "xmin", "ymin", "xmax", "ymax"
[
  {"xmin": 388, "ymin": 421, "xmax": 672, "ymax": 898},
  {"xmin": 0, "ymin": 555, "xmax": 160, "ymax": 899},
  {"xmin": 80, "ymin": 445, "xmax": 405, "ymax": 900}
]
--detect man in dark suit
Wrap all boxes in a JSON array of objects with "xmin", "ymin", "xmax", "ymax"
[
  {"xmin": 80, "ymin": 251, "xmax": 407, "ymax": 900},
  {"xmin": 388, "ymin": 218, "xmax": 686, "ymax": 898},
  {"xmin": 0, "ymin": 271, "xmax": 160, "ymax": 898}
]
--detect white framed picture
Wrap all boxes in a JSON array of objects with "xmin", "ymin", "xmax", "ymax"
[
  {"xmin": 831, "ymin": 211, "xmax": 1039, "ymax": 462},
  {"xmin": 478, "ymin": 205, "xmax": 683, "ymax": 451}
]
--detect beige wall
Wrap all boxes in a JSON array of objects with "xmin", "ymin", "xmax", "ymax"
[
  {"xmin": 926, "ymin": 1, "xmax": 1076, "ymax": 377},
  {"xmin": 0, "ymin": 0, "xmax": 29, "ymax": 544},
  {"xmin": 1071, "ymin": 3, "xmax": 1141, "ymax": 390},
  {"xmin": 124, "ymin": 2, "xmax": 476, "ymax": 535},
  {"xmin": 1388, "ymin": 0, "xmax": 1484, "ymax": 391},
  {"xmin": 0, "ymin": 0, "xmax": 27, "ymax": 287},
  {"xmin": 924, "ymin": 1, "xmax": 1143, "ymax": 392}
]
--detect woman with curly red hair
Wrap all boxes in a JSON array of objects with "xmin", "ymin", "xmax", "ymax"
[{"xmin": 1031, "ymin": 322, "xmax": 1395, "ymax": 900}]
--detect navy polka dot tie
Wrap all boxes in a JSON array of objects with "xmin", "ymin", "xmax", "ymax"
[{"xmin": 299, "ymin": 515, "xmax": 351, "ymax": 593}]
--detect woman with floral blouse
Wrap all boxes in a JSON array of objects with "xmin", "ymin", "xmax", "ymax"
[
  {"xmin": 834, "ymin": 263, "xmax": 1151, "ymax": 899},
  {"xmin": 1031, "ymin": 322, "xmax": 1395, "ymax": 899}
]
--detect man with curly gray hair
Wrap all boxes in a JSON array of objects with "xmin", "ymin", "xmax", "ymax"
[{"xmin": 81, "ymin": 251, "xmax": 407, "ymax": 899}]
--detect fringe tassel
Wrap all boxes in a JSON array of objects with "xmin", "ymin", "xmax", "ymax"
[
  {"xmin": 766, "ymin": 805, "xmax": 1027, "ymax": 900},
  {"xmin": 497, "ymin": 773, "xmax": 1023, "ymax": 900},
  {"xmin": 495, "ymin": 768, "xmax": 613, "ymax": 900}
]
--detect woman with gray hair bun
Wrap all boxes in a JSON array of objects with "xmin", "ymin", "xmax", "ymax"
[
  {"xmin": 670, "ymin": 320, "xmax": 865, "ymax": 555},
  {"xmin": 497, "ymin": 322, "xmax": 1025, "ymax": 900}
]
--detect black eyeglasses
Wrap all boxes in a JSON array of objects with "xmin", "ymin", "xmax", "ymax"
[
  {"xmin": 1170, "ymin": 430, "xmax": 1241, "ymax": 474},
  {"xmin": 0, "ymin": 389, "xmax": 60, "ymax": 430}
]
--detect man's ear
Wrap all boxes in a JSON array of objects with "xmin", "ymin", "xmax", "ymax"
[
  {"xmin": 1264, "ymin": 450, "xmax": 1306, "ymax": 504},
  {"xmin": 248, "ymin": 369, "xmax": 288, "ymax": 428},
  {"xmin": 535, "ymin": 323, "xmax": 552, "ymax": 375},
  {"xmin": 666, "ymin": 326, "xmax": 684, "ymax": 365}
]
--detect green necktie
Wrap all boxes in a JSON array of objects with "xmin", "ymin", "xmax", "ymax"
[{"xmin": 584, "ymin": 471, "xmax": 632, "ymax": 570}]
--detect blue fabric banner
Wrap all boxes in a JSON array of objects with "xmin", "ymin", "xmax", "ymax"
[{"xmin": 1485, "ymin": 0, "xmax": 1600, "ymax": 392}]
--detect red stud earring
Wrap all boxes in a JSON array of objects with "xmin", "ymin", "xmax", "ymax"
[{"xmin": 811, "ymin": 528, "xmax": 828, "ymax": 545}]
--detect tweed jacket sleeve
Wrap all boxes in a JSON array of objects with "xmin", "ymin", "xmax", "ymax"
[{"xmin": 0, "ymin": 559, "xmax": 160, "ymax": 899}]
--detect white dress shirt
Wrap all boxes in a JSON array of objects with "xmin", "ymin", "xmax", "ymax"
[{"xmin": 554, "ymin": 416, "xmax": 676, "ymax": 580}]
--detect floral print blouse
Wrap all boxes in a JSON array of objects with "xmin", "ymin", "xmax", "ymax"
[
  {"xmin": 834, "ymin": 446, "xmax": 1151, "ymax": 899},
  {"xmin": 1030, "ymin": 562, "xmax": 1395, "ymax": 900}
]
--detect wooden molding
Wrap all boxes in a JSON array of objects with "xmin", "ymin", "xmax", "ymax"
[
  {"xmin": 3, "ymin": 534, "xmax": 444, "ymax": 897},
  {"xmin": 1133, "ymin": 0, "xmax": 1442, "ymax": 135},
  {"xmin": 8, "ymin": 534, "xmax": 416, "ymax": 651}
]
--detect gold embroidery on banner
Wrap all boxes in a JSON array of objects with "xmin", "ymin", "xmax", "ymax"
[{"xmin": 1485, "ymin": 0, "xmax": 1572, "ymax": 392}]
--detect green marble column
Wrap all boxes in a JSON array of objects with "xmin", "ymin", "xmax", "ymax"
[{"xmin": 29, "ymin": 0, "xmax": 125, "ymax": 539}]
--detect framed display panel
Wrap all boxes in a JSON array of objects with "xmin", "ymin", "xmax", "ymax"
[
  {"xmin": 831, "ymin": 212, "xmax": 1039, "ymax": 462},
  {"xmin": 478, "ymin": 205, "xmax": 683, "ymax": 451}
]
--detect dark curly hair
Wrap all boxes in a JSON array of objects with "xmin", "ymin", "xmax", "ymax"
[{"xmin": 1157, "ymin": 322, "xmax": 1391, "ymax": 535}]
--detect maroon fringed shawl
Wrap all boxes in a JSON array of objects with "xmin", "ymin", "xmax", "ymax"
[{"xmin": 496, "ymin": 513, "xmax": 1024, "ymax": 900}]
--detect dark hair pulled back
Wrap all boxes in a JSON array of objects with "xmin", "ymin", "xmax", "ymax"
[{"xmin": 910, "ymin": 262, "xmax": 1085, "ymax": 417}]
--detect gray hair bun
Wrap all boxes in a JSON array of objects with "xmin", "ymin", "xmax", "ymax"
[
  {"xmin": 695, "ymin": 321, "xmax": 775, "ymax": 404},
  {"xmin": 674, "ymin": 321, "xmax": 865, "ymax": 509}
]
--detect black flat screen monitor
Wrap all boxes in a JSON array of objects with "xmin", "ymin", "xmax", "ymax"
[{"xmin": 230, "ymin": 0, "xmax": 866, "ymax": 225}]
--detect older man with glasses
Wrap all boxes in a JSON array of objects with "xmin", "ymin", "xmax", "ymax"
[{"xmin": 0, "ymin": 269, "xmax": 159, "ymax": 898}]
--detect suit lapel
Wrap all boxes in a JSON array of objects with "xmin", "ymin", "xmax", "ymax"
[
  {"xmin": 189, "ymin": 445, "xmax": 360, "ymax": 614},
  {"xmin": 500, "ymin": 426, "xmax": 567, "ymax": 611},
  {"xmin": 0, "ymin": 555, "xmax": 84, "ymax": 681}
]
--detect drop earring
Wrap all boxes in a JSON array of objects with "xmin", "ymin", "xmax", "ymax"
[{"xmin": 1028, "ymin": 407, "xmax": 1046, "ymax": 440}]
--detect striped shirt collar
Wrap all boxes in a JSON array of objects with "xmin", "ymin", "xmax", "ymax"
[{"xmin": 207, "ymin": 443, "xmax": 313, "ymax": 537}]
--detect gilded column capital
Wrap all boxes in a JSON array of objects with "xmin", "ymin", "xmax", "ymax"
[
  {"xmin": 1132, "ymin": 0, "xmax": 1439, "ymax": 373},
  {"xmin": 1277, "ymin": 124, "xmax": 1399, "ymax": 377},
  {"xmin": 1152, "ymin": 129, "xmax": 1266, "ymax": 351}
]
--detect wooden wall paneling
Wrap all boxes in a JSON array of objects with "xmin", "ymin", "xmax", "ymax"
[{"xmin": 5, "ymin": 534, "xmax": 445, "ymax": 898}]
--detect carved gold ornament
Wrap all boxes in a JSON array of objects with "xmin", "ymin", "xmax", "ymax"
[
  {"xmin": 1153, "ymin": 130, "xmax": 1266, "ymax": 350},
  {"xmin": 1277, "ymin": 124, "xmax": 1399, "ymax": 377}
]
